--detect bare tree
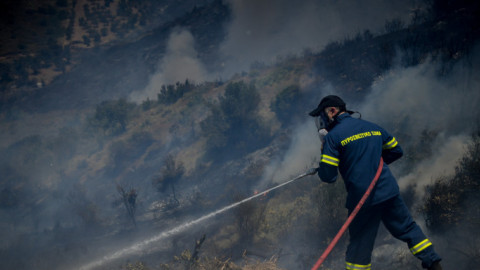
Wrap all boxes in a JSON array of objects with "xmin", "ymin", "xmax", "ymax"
[
  {"xmin": 117, "ymin": 184, "xmax": 137, "ymax": 227},
  {"xmin": 233, "ymin": 193, "xmax": 267, "ymax": 249}
]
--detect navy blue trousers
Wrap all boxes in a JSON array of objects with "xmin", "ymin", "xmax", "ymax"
[{"xmin": 345, "ymin": 195, "xmax": 441, "ymax": 269}]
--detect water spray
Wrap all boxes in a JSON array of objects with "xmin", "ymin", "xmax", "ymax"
[{"xmin": 78, "ymin": 168, "xmax": 317, "ymax": 270}]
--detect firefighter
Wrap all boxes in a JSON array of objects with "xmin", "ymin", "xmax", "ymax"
[{"xmin": 309, "ymin": 95, "xmax": 442, "ymax": 270}]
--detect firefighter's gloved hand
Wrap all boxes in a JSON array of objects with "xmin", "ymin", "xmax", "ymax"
[
  {"xmin": 318, "ymin": 128, "xmax": 328, "ymax": 151},
  {"xmin": 318, "ymin": 128, "xmax": 328, "ymax": 142},
  {"xmin": 306, "ymin": 167, "xmax": 319, "ymax": 176}
]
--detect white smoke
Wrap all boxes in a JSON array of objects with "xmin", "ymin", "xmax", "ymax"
[
  {"xmin": 359, "ymin": 61, "xmax": 479, "ymax": 137},
  {"xmin": 129, "ymin": 28, "xmax": 211, "ymax": 102},
  {"xmin": 397, "ymin": 133, "xmax": 468, "ymax": 192},
  {"xmin": 260, "ymin": 121, "xmax": 322, "ymax": 188},
  {"xmin": 358, "ymin": 54, "xmax": 480, "ymax": 194},
  {"xmin": 220, "ymin": 0, "xmax": 424, "ymax": 77}
]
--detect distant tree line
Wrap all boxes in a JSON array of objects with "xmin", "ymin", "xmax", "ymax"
[
  {"xmin": 314, "ymin": 0, "xmax": 480, "ymax": 94},
  {"xmin": 0, "ymin": 2, "xmax": 72, "ymax": 91},
  {"xmin": 157, "ymin": 80, "xmax": 195, "ymax": 105}
]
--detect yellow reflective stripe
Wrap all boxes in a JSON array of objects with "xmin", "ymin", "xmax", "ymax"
[
  {"xmin": 383, "ymin": 137, "xmax": 398, "ymax": 149},
  {"xmin": 410, "ymin": 239, "xmax": 432, "ymax": 255},
  {"xmin": 346, "ymin": 261, "xmax": 371, "ymax": 270},
  {"xmin": 321, "ymin": 154, "xmax": 339, "ymax": 166}
]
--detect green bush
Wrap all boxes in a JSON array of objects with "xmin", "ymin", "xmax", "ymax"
[
  {"xmin": 270, "ymin": 84, "xmax": 303, "ymax": 127},
  {"xmin": 90, "ymin": 98, "xmax": 136, "ymax": 136},
  {"xmin": 157, "ymin": 80, "xmax": 194, "ymax": 105},
  {"xmin": 200, "ymin": 81, "xmax": 270, "ymax": 159},
  {"xmin": 141, "ymin": 98, "xmax": 156, "ymax": 111}
]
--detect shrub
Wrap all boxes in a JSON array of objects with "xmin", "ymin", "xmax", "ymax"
[
  {"xmin": 90, "ymin": 98, "xmax": 136, "ymax": 136},
  {"xmin": 157, "ymin": 80, "xmax": 194, "ymax": 105},
  {"xmin": 422, "ymin": 132, "xmax": 480, "ymax": 233},
  {"xmin": 270, "ymin": 85, "xmax": 303, "ymax": 127},
  {"xmin": 67, "ymin": 184, "xmax": 101, "ymax": 228},
  {"xmin": 117, "ymin": 185, "xmax": 138, "ymax": 227},
  {"xmin": 152, "ymin": 154, "xmax": 185, "ymax": 204},
  {"xmin": 122, "ymin": 261, "xmax": 150, "ymax": 270},
  {"xmin": 200, "ymin": 81, "xmax": 270, "ymax": 160}
]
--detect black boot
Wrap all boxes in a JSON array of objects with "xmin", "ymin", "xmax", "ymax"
[{"xmin": 428, "ymin": 260, "xmax": 442, "ymax": 270}]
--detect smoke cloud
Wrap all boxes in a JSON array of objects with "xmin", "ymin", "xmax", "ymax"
[
  {"xmin": 260, "ymin": 121, "xmax": 321, "ymax": 188},
  {"xmin": 220, "ymin": 0, "xmax": 423, "ymax": 77},
  {"xmin": 359, "ymin": 61, "xmax": 479, "ymax": 137},
  {"xmin": 129, "ymin": 28, "xmax": 211, "ymax": 102},
  {"xmin": 398, "ymin": 133, "xmax": 468, "ymax": 192},
  {"xmin": 358, "ymin": 53, "xmax": 480, "ymax": 194}
]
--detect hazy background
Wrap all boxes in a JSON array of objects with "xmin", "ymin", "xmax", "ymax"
[{"xmin": 130, "ymin": 0, "xmax": 424, "ymax": 100}]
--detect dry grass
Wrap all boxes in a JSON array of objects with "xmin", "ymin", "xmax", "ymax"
[{"xmin": 241, "ymin": 257, "xmax": 285, "ymax": 270}]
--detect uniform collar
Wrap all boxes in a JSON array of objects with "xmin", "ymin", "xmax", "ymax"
[
  {"xmin": 328, "ymin": 112, "xmax": 350, "ymax": 131},
  {"xmin": 335, "ymin": 112, "xmax": 351, "ymax": 122}
]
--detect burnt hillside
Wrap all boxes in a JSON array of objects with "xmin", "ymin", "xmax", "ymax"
[{"xmin": 1, "ymin": 0, "xmax": 228, "ymax": 112}]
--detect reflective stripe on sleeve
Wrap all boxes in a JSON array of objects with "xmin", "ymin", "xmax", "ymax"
[
  {"xmin": 346, "ymin": 262, "xmax": 371, "ymax": 270},
  {"xmin": 383, "ymin": 137, "xmax": 398, "ymax": 150},
  {"xmin": 321, "ymin": 154, "xmax": 339, "ymax": 166},
  {"xmin": 410, "ymin": 239, "xmax": 432, "ymax": 255}
]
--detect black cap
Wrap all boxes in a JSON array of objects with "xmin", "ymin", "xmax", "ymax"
[{"xmin": 309, "ymin": 95, "xmax": 346, "ymax": 117}]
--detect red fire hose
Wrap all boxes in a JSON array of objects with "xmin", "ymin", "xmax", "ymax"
[{"xmin": 311, "ymin": 158, "xmax": 384, "ymax": 270}]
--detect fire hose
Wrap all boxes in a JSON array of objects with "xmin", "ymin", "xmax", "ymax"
[{"xmin": 311, "ymin": 158, "xmax": 384, "ymax": 270}]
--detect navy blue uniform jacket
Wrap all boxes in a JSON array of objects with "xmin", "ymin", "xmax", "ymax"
[{"xmin": 318, "ymin": 113, "xmax": 403, "ymax": 210}]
